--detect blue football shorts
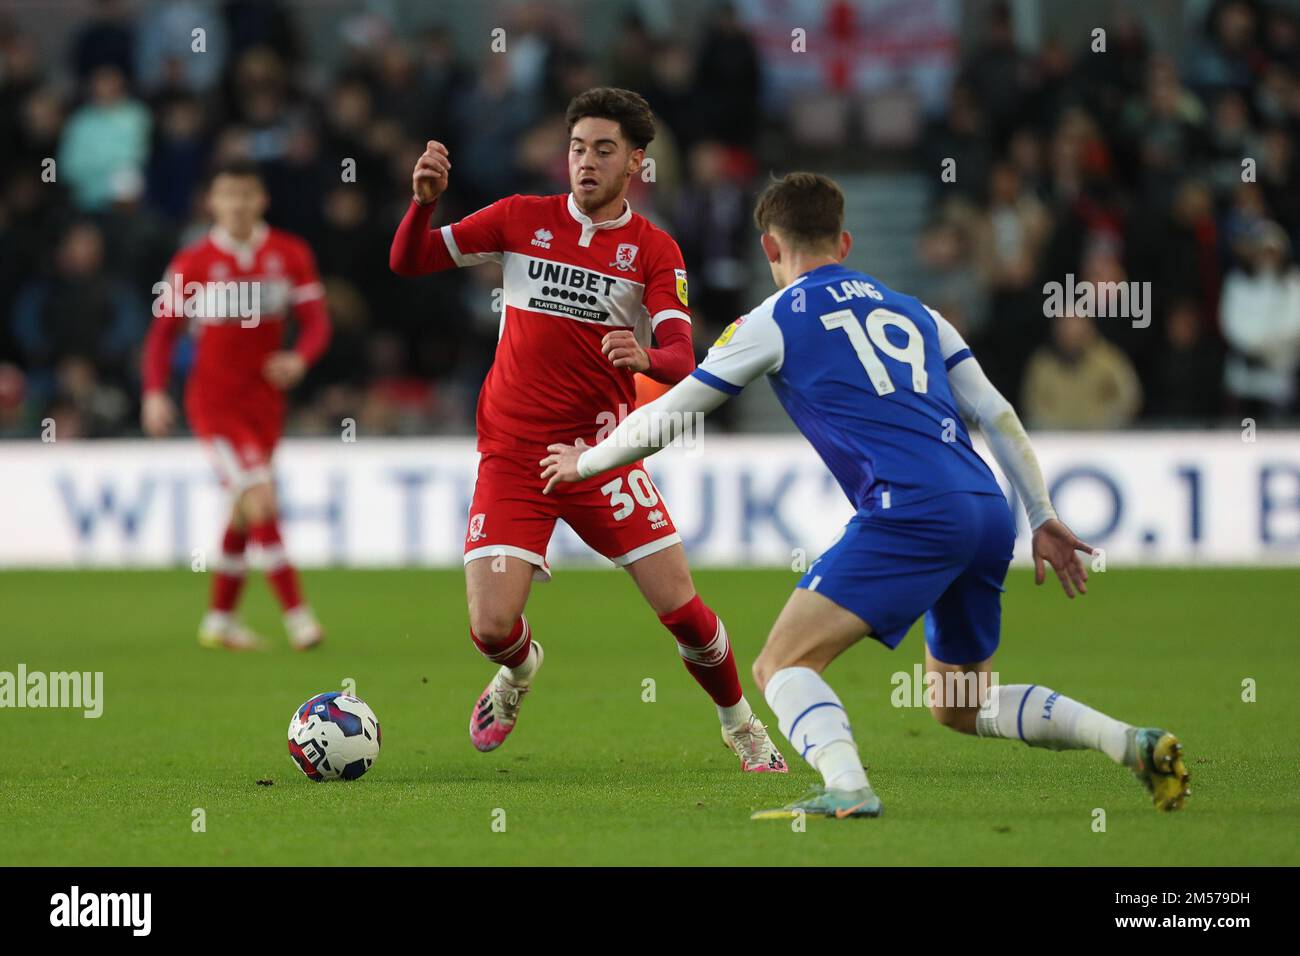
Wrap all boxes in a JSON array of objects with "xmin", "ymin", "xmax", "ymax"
[{"xmin": 798, "ymin": 490, "xmax": 1016, "ymax": 664}]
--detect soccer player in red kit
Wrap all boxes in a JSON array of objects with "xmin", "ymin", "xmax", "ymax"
[
  {"xmin": 141, "ymin": 160, "xmax": 331, "ymax": 651},
  {"xmin": 391, "ymin": 88, "xmax": 786, "ymax": 771}
]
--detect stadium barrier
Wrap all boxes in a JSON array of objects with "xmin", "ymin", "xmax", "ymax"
[{"xmin": 0, "ymin": 433, "xmax": 1296, "ymax": 568}]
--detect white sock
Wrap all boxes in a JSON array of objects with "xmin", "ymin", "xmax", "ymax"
[
  {"xmin": 505, "ymin": 642, "xmax": 540, "ymax": 684},
  {"xmin": 976, "ymin": 684, "xmax": 1131, "ymax": 764},
  {"xmin": 815, "ymin": 739, "xmax": 869, "ymax": 792},
  {"xmin": 201, "ymin": 610, "xmax": 232, "ymax": 632},
  {"xmin": 764, "ymin": 666, "xmax": 868, "ymax": 791},
  {"xmin": 717, "ymin": 696, "xmax": 753, "ymax": 731}
]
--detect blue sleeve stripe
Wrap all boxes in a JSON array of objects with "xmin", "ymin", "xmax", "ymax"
[
  {"xmin": 691, "ymin": 368, "xmax": 744, "ymax": 396},
  {"xmin": 944, "ymin": 348, "xmax": 973, "ymax": 370},
  {"xmin": 1016, "ymin": 684, "xmax": 1037, "ymax": 742}
]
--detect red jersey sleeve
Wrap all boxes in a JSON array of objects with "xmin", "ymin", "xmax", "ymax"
[
  {"xmin": 287, "ymin": 239, "xmax": 331, "ymax": 364},
  {"xmin": 390, "ymin": 195, "xmax": 512, "ymax": 276},
  {"xmin": 142, "ymin": 251, "xmax": 188, "ymax": 394},
  {"xmin": 643, "ymin": 233, "xmax": 692, "ymax": 333},
  {"xmin": 643, "ymin": 317, "xmax": 695, "ymax": 385}
]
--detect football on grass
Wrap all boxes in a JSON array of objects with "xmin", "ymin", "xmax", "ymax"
[{"xmin": 287, "ymin": 692, "xmax": 381, "ymax": 781}]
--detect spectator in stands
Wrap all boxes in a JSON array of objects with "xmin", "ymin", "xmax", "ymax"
[
  {"xmin": 1147, "ymin": 297, "xmax": 1225, "ymax": 422},
  {"xmin": 134, "ymin": 0, "xmax": 227, "ymax": 97},
  {"xmin": 1221, "ymin": 221, "xmax": 1300, "ymax": 418},
  {"xmin": 974, "ymin": 161, "xmax": 1051, "ymax": 299},
  {"xmin": 964, "ymin": 1, "xmax": 1033, "ymax": 144},
  {"xmin": 0, "ymin": 22, "xmax": 41, "ymax": 183},
  {"xmin": 1187, "ymin": 0, "xmax": 1262, "ymax": 97},
  {"xmin": 56, "ymin": 64, "xmax": 151, "ymax": 212},
  {"xmin": 693, "ymin": 2, "xmax": 761, "ymax": 151},
  {"xmin": 68, "ymin": 0, "xmax": 136, "ymax": 89},
  {"xmin": 916, "ymin": 218, "xmax": 987, "ymax": 342},
  {"xmin": 1021, "ymin": 313, "xmax": 1143, "ymax": 429},
  {"xmin": 672, "ymin": 141, "xmax": 753, "ymax": 338},
  {"xmin": 1124, "ymin": 57, "xmax": 1207, "ymax": 208},
  {"xmin": 923, "ymin": 81, "xmax": 991, "ymax": 206},
  {"xmin": 146, "ymin": 95, "xmax": 211, "ymax": 220},
  {"xmin": 967, "ymin": 159, "xmax": 1051, "ymax": 399},
  {"xmin": 11, "ymin": 222, "xmax": 145, "ymax": 406}
]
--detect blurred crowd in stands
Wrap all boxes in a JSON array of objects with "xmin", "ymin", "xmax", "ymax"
[
  {"xmin": 0, "ymin": 0, "xmax": 1298, "ymax": 439},
  {"xmin": 918, "ymin": 0, "xmax": 1300, "ymax": 429}
]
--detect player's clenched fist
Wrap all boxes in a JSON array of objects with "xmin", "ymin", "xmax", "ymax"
[
  {"xmin": 412, "ymin": 140, "xmax": 451, "ymax": 204},
  {"xmin": 141, "ymin": 391, "xmax": 177, "ymax": 437},
  {"xmin": 601, "ymin": 329, "xmax": 649, "ymax": 373}
]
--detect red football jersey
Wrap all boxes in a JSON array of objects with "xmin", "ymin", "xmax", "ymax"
[
  {"xmin": 394, "ymin": 193, "xmax": 693, "ymax": 455},
  {"xmin": 143, "ymin": 224, "xmax": 330, "ymax": 428}
]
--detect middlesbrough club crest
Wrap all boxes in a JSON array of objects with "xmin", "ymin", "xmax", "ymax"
[
  {"xmin": 468, "ymin": 513, "xmax": 487, "ymax": 542},
  {"xmin": 611, "ymin": 243, "xmax": 639, "ymax": 271}
]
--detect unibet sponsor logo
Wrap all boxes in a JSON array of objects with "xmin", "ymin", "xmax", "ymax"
[{"xmin": 526, "ymin": 260, "xmax": 618, "ymax": 322}]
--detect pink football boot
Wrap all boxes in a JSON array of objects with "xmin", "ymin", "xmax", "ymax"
[{"xmin": 470, "ymin": 643, "xmax": 544, "ymax": 752}]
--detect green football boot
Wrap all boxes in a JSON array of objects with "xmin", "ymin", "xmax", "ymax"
[
  {"xmin": 1126, "ymin": 727, "xmax": 1191, "ymax": 811},
  {"xmin": 751, "ymin": 784, "xmax": 883, "ymax": 821}
]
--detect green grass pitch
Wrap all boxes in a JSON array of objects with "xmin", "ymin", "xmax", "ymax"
[{"xmin": 1, "ymin": 567, "xmax": 1296, "ymax": 866}]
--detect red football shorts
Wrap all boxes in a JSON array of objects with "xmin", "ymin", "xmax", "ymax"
[
  {"xmin": 464, "ymin": 452, "xmax": 681, "ymax": 580},
  {"xmin": 190, "ymin": 404, "xmax": 279, "ymax": 491}
]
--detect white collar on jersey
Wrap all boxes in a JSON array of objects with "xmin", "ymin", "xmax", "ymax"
[
  {"xmin": 209, "ymin": 222, "xmax": 269, "ymax": 270},
  {"xmin": 566, "ymin": 193, "xmax": 632, "ymax": 248}
]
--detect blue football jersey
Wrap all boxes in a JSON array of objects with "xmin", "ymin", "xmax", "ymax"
[{"xmin": 692, "ymin": 263, "xmax": 1002, "ymax": 510}]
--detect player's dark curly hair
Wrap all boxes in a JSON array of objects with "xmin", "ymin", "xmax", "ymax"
[
  {"xmin": 565, "ymin": 87, "xmax": 656, "ymax": 151},
  {"xmin": 207, "ymin": 157, "xmax": 265, "ymax": 186},
  {"xmin": 753, "ymin": 172, "xmax": 845, "ymax": 250}
]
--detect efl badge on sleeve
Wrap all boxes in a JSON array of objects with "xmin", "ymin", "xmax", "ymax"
[
  {"xmin": 674, "ymin": 268, "xmax": 689, "ymax": 307},
  {"xmin": 713, "ymin": 316, "xmax": 745, "ymax": 347}
]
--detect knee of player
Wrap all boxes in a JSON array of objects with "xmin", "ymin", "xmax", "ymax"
[
  {"xmin": 468, "ymin": 610, "xmax": 517, "ymax": 646},
  {"xmin": 241, "ymin": 485, "xmax": 276, "ymax": 523},
  {"xmin": 751, "ymin": 653, "xmax": 776, "ymax": 693}
]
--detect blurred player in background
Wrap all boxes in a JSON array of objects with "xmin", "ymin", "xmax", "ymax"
[
  {"xmin": 543, "ymin": 172, "xmax": 1190, "ymax": 819},
  {"xmin": 141, "ymin": 160, "xmax": 332, "ymax": 652},
  {"xmin": 391, "ymin": 87, "xmax": 785, "ymax": 772}
]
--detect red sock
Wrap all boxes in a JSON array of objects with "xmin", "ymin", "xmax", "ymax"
[
  {"xmin": 470, "ymin": 615, "xmax": 533, "ymax": 668},
  {"xmin": 659, "ymin": 595, "xmax": 743, "ymax": 707},
  {"xmin": 248, "ymin": 520, "xmax": 303, "ymax": 612},
  {"xmin": 210, "ymin": 524, "xmax": 247, "ymax": 612}
]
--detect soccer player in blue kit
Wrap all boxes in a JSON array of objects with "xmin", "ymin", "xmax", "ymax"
[{"xmin": 540, "ymin": 172, "xmax": 1190, "ymax": 820}]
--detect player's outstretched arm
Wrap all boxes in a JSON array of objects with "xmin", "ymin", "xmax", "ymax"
[
  {"xmin": 947, "ymin": 355, "xmax": 1093, "ymax": 598},
  {"xmin": 390, "ymin": 140, "xmax": 457, "ymax": 277},
  {"xmin": 539, "ymin": 377, "xmax": 729, "ymax": 494}
]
